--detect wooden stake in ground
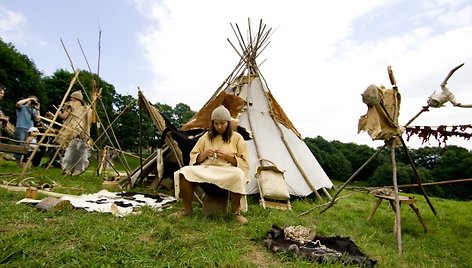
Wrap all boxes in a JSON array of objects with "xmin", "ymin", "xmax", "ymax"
[{"xmin": 390, "ymin": 141, "xmax": 402, "ymax": 254}]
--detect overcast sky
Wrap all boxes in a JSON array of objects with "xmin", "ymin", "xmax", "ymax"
[{"xmin": 1, "ymin": 0, "xmax": 472, "ymax": 149}]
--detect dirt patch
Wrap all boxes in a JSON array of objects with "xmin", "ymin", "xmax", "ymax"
[{"xmin": 244, "ymin": 241, "xmax": 282, "ymax": 268}]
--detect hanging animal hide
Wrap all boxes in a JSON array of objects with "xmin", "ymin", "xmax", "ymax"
[
  {"xmin": 62, "ymin": 138, "xmax": 90, "ymax": 175},
  {"xmin": 264, "ymin": 225, "xmax": 377, "ymax": 267},
  {"xmin": 358, "ymin": 84, "xmax": 403, "ymax": 145}
]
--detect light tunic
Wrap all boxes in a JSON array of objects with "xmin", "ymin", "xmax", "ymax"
[
  {"xmin": 178, "ymin": 131, "xmax": 249, "ymax": 194},
  {"xmin": 56, "ymin": 101, "xmax": 92, "ymax": 148}
]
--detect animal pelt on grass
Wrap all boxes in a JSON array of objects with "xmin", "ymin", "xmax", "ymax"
[
  {"xmin": 62, "ymin": 138, "xmax": 90, "ymax": 176},
  {"xmin": 264, "ymin": 225, "xmax": 377, "ymax": 267}
]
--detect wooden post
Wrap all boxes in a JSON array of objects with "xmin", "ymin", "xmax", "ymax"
[
  {"xmin": 97, "ymin": 147, "xmax": 108, "ymax": 175},
  {"xmin": 390, "ymin": 142, "xmax": 403, "ymax": 254}
]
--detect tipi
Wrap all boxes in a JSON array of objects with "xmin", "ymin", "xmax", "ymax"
[{"xmin": 179, "ymin": 19, "xmax": 333, "ymax": 198}]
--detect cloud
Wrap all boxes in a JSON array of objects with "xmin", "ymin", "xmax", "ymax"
[
  {"xmin": 2, "ymin": 0, "xmax": 471, "ymax": 150},
  {"xmin": 0, "ymin": 5, "xmax": 27, "ymax": 44},
  {"xmin": 132, "ymin": 0, "xmax": 472, "ymax": 149}
]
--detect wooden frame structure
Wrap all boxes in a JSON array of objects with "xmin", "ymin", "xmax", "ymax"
[{"xmin": 317, "ymin": 64, "xmax": 468, "ymax": 254}]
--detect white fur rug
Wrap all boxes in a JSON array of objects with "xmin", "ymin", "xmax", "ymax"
[{"xmin": 17, "ymin": 190, "xmax": 176, "ymax": 217}]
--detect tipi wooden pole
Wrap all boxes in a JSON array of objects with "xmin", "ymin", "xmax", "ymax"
[
  {"xmin": 20, "ymin": 70, "xmax": 80, "ymax": 176},
  {"xmin": 390, "ymin": 142, "xmax": 403, "ymax": 254},
  {"xmin": 274, "ymin": 121, "xmax": 322, "ymax": 200},
  {"xmin": 97, "ymin": 147, "xmax": 108, "ymax": 175}
]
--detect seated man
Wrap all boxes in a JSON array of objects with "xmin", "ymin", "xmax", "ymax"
[{"xmin": 174, "ymin": 105, "xmax": 249, "ymax": 224}]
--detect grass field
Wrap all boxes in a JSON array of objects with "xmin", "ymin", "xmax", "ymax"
[{"xmin": 0, "ymin": 156, "xmax": 471, "ymax": 267}]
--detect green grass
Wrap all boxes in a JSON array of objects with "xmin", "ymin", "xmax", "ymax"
[{"xmin": 0, "ymin": 157, "xmax": 471, "ymax": 267}]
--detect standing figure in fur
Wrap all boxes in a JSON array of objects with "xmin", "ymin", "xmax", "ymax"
[
  {"xmin": 61, "ymin": 138, "xmax": 90, "ymax": 175},
  {"xmin": 55, "ymin": 90, "xmax": 92, "ymax": 148},
  {"xmin": 55, "ymin": 91, "xmax": 93, "ymax": 175},
  {"xmin": 173, "ymin": 105, "xmax": 250, "ymax": 224}
]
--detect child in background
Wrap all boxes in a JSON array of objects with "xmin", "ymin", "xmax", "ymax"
[{"xmin": 22, "ymin": 127, "xmax": 42, "ymax": 168}]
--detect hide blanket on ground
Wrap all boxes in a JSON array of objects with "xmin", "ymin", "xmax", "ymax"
[
  {"xmin": 17, "ymin": 190, "xmax": 176, "ymax": 217},
  {"xmin": 264, "ymin": 225, "xmax": 377, "ymax": 267}
]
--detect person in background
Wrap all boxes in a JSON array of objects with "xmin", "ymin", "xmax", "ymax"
[
  {"xmin": 173, "ymin": 105, "xmax": 250, "ymax": 224},
  {"xmin": 14, "ymin": 96, "xmax": 40, "ymax": 167},
  {"xmin": 0, "ymin": 85, "xmax": 16, "ymax": 161},
  {"xmin": 55, "ymin": 90, "xmax": 93, "ymax": 175},
  {"xmin": 22, "ymin": 127, "xmax": 42, "ymax": 168},
  {"xmin": 0, "ymin": 86, "xmax": 6, "ymax": 161},
  {"xmin": 55, "ymin": 90, "xmax": 92, "ymax": 148},
  {"xmin": 0, "ymin": 85, "xmax": 6, "ymax": 137}
]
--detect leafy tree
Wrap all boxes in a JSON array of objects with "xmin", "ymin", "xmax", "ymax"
[
  {"xmin": 332, "ymin": 141, "xmax": 378, "ymax": 181},
  {"xmin": 0, "ymin": 39, "xmax": 46, "ymax": 122},
  {"xmin": 304, "ymin": 136, "xmax": 472, "ymax": 199},
  {"xmin": 42, "ymin": 69, "xmax": 120, "ymax": 148},
  {"xmin": 304, "ymin": 136, "xmax": 351, "ymax": 181},
  {"xmin": 173, "ymin": 103, "xmax": 195, "ymax": 128},
  {"xmin": 431, "ymin": 146, "xmax": 472, "ymax": 180},
  {"xmin": 410, "ymin": 146, "xmax": 442, "ymax": 169},
  {"xmin": 430, "ymin": 146, "xmax": 472, "ymax": 200},
  {"xmin": 155, "ymin": 102, "xmax": 173, "ymax": 123},
  {"xmin": 155, "ymin": 102, "xmax": 195, "ymax": 128},
  {"xmin": 42, "ymin": 69, "xmax": 116, "ymax": 117},
  {"xmin": 370, "ymin": 161, "xmax": 413, "ymax": 187},
  {"xmin": 108, "ymin": 94, "xmax": 136, "ymax": 150}
]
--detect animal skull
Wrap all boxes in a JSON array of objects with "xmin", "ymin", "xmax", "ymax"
[{"xmin": 427, "ymin": 85, "xmax": 459, "ymax": 108}]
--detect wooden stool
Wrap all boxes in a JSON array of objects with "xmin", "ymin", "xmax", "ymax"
[
  {"xmin": 368, "ymin": 194, "xmax": 428, "ymax": 232},
  {"xmin": 199, "ymin": 183, "xmax": 229, "ymax": 216}
]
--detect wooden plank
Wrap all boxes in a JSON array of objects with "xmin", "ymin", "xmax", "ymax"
[
  {"xmin": 0, "ymin": 143, "xmax": 28, "ymax": 154},
  {"xmin": 262, "ymin": 199, "xmax": 292, "ymax": 210},
  {"xmin": 374, "ymin": 194, "xmax": 417, "ymax": 204},
  {"xmin": 35, "ymin": 197, "xmax": 72, "ymax": 211}
]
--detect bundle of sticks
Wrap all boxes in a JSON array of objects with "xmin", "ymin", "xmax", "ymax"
[{"xmin": 0, "ymin": 114, "xmax": 15, "ymax": 137}]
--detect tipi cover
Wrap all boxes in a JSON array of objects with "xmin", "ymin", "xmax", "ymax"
[{"xmin": 181, "ymin": 20, "xmax": 333, "ymax": 197}]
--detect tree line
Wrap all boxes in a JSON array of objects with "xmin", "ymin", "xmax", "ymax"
[
  {"xmin": 306, "ymin": 136, "xmax": 472, "ymax": 200},
  {"xmin": 0, "ymin": 38, "xmax": 195, "ymax": 152},
  {"xmin": 1, "ymin": 38, "xmax": 470, "ymax": 200}
]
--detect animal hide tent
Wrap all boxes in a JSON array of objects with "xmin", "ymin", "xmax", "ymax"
[{"xmin": 133, "ymin": 20, "xmax": 333, "ymax": 199}]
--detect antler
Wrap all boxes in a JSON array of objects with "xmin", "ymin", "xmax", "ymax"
[
  {"xmin": 427, "ymin": 63, "xmax": 465, "ymax": 107},
  {"xmin": 441, "ymin": 63, "xmax": 464, "ymax": 87}
]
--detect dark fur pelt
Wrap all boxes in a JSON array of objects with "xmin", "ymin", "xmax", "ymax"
[
  {"xmin": 62, "ymin": 138, "xmax": 90, "ymax": 176},
  {"xmin": 264, "ymin": 225, "xmax": 377, "ymax": 267}
]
